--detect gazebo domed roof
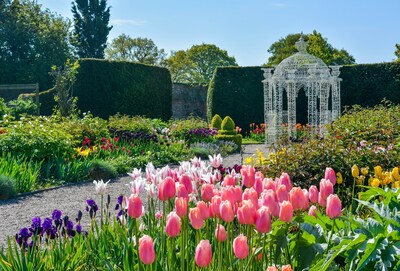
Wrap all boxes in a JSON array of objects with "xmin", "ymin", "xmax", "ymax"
[{"xmin": 273, "ymin": 37, "xmax": 331, "ymax": 80}]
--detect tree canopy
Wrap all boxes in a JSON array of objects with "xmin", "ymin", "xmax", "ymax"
[
  {"xmin": 266, "ymin": 31, "xmax": 355, "ymax": 65},
  {"xmin": 395, "ymin": 44, "xmax": 400, "ymax": 61},
  {"xmin": 71, "ymin": 0, "xmax": 112, "ymax": 58},
  {"xmin": 105, "ymin": 34, "xmax": 166, "ymax": 65},
  {"xmin": 165, "ymin": 43, "xmax": 238, "ymax": 84},
  {"xmin": 0, "ymin": 0, "xmax": 71, "ymax": 89}
]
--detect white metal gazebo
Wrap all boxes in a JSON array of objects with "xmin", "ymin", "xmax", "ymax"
[{"xmin": 262, "ymin": 37, "xmax": 342, "ymax": 143}]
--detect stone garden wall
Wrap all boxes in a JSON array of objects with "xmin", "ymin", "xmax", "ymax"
[{"xmin": 172, "ymin": 83, "xmax": 208, "ymax": 119}]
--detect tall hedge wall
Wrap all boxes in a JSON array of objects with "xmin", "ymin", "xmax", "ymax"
[
  {"xmin": 207, "ymin": 67, "xmax": 265, "ymax": 132},
  {"xmin": 207, "ymin": 62, "xmax": 400, "ymax": 133},
  {"xmin": 74, "ymin": 59, "xmax": 172, "ymax": 120}
]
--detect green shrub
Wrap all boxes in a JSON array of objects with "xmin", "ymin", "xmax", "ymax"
[
  {"xmin": 0, "ymin": 174, "xmax": 16, "ymax": 200},
  {"xmin": 0, "ymin": 98, "xmax": 8, "ymax": 119},
  {"xmin": 21, "ymin": 88, "xmax": 56, "ymax": 116},
  {"xmin": 210, "ymin": 114, "xmax": 222, "ymax": 129},
  {"xmin": 216, "ymin": 134, "xmax": 242, "ymax": 149},
  {"xmin": 108, "ymin": 114, "xmax": 162, "ymax": 133},
  {"xmin": 8, "ymin": 97, "xmax": 38, "ymax": 119},
  {"xmin": 89, "ymin": 160, "xmax": 118, "ymax": 180},
  {"xmin": 220, "ymin": 116, "xmax": 235, "ymax": 130},
  {"xmin": 169, "ymin": 116, "xmax": 209, "ymax": 140},
  {"xmin": 217, "ymin": 129, "xmax": 237, "ymax": 136},
  {"xmin": 74, "ymin": 59, "xmax": 172, "ymax": 120}
]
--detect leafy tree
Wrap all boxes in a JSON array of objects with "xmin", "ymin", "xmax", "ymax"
[
  {"xmin": 71, "ymin": 0, "xmax": 112, "ymax": 58},
  {"xmin": 105, "ymin": 34, "xmax": 166, "ymax": 65},
  {"xmin": 266, "ymin": 31, "xmax": 355, "ymax": 65},
  {"xmin": 165, "ymin": 43, "xmax": 238, "ymax": 84},
  {"xmin": 0, "ymin": 0, "xmax": 71, "ymax": 89},
  {"xmin": 395, "ymin": 44, "xmax": 400, "ymax": 61},
  {"xmin": 163, "ymin": 50, "xmax": 190, "ymax": 83},
  {"xmin": 49, "ymin": 60, "xmax": 80, "ymax": 117}
]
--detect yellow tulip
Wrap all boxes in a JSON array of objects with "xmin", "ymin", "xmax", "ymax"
[
  {"xmin": 394, "ymin": 181, "xmax": 400, "ymax": 189},
  {"xmin": 370, "ymin": 178, "xmax": 380, "ymax": 187},
  {"xmin": 351, "ymin": 165, "xmax": 359, "ymax": 178},
  {"xmin": 360, "ymin": 167, "xmax": 369, "ymax": 176},
  {"xmin": 392, "ymin": 167, "xmax": 399, "ymax": 180},
  {"xmin": 356, "ymin": 175, "xmax": 365, "ymax": 185},
  {"xmin": 374, "ymin": 166, "xmax": 382, "ymax": 178},
  {"xmin": 336, "ymin": 172, "xmax": 343, "ymax": 185}
]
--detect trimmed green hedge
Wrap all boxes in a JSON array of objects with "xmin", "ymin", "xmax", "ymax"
[
  {"xmin": 74, "ymin": 59, "xmax": 172, "ymax": 120},
  {"xmin": 207, "ymin": 62, "xmax": 400, "ymax": 133},
  {"xmin": 207, "ymin": 67, "xmax": 264, "ymax": 133}
]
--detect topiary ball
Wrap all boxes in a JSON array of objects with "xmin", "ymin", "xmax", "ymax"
[
  {"xmin": 210, "ymin": 114, "xmax": 223, "ymax": 130},
  {"xmin": 0, "ymin": 174, "xmax": 17, "ymax": 200},
  {"xmin": 221, "ymin": 116, "xmax": 235, "ymax": 131}
]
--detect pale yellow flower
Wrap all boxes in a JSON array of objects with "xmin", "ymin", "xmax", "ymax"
[{"xmin": 352, "ymin": 165, "xmax": 359, "ymax": 178}]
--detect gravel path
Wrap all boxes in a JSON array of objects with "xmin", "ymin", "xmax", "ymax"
[{"xmin": 0, "ymin": 144, "xmax": 269, "ymax": 250}]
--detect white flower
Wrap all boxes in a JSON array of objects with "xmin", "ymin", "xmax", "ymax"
[
  {"xmin": 93, "ymin": 180, "xmax": 110, "ymax": 195},
  {"xmin": 209, "ymin": 154, "xmax": 223, "ymax": 168},
  {"xmin": 127, "ymin": 176, "xmax": 145, "ymax": 195},
  {"xmin": 128, "ymin": 168, "xmax": 142, "ymax": 180}
]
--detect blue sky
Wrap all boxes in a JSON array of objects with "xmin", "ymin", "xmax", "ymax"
[{"xmin": 37, "ymin": 0, "xmax": 400, "ymax": 66}]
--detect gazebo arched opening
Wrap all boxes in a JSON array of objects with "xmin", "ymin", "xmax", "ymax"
[{"xmin": 262, "ymin": 37, "xmax": 342, "ymax": 143}]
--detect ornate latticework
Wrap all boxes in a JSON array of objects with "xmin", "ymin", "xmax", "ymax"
[{"xmin": 262, "ymin": 37, "xmax": 342, "ymax": 143}]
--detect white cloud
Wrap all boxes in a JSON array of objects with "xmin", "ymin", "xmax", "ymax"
[{"xmin": 111, "ymin": 19, "xmax": 147, "ymax": 26}]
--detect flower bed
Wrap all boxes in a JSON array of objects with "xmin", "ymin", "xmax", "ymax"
[{"xmin": 2, "ymin": 155, "xmax": 399, "ymax": 270}]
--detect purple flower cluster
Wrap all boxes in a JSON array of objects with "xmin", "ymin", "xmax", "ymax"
[
  {"xmin": 86, "ymin": 198, "xmax": 98, "ymax": 219},
  {"xmin": 219, "ymin": 164, "xmax": 242, "ymax": 175},
  {"xmin": 109, "ymin": 128, "xmax": 159, "ymax": 143},
  {"xmin": 188, "ymin": 128, "xmax": 218, "ymax": 137},
  {"xmin": 15, "ymin": 209, "xmax": 85, "ymax": 249}
]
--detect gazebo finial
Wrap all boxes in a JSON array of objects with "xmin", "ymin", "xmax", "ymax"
[{"xmin": 295, "ymin": 36, "xmax": 308, "ymax": 53}]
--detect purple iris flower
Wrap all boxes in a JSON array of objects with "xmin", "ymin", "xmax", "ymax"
[{"xmin": 52, "ymin": 210, "xmax": 62, "ymax": 220}]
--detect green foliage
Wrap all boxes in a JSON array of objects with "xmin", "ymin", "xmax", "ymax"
[
  {"xmin": 21, "ymin": 88, "xmax": 57, "ymax": 116},
  {"xmin": 395, "ymin": 44, "xmax": 400, "ymax": 61},
  {"xmin": 0, "ymin": 0, "xmax": 71, "ymax": 89},
  {"xmin": 0, "ymin": 174, "xmax": 16, "ymax": 200},
  {"xmin": 169, "ymin": 116, "xmax": 209, "ymax": 140},
  {"xmin": 71, "ymin": 0, "xmax": 112, "ymax": 58},
  {"xmin": 108, "ymin": 115, "xmax": 164, "ymax": 133},
  {"xmin": 215, "ymin": 134, "xmax": 242, "ymax": 149},
  {"xmin": 217, "ymin": 129, "xmax": 237, "ymax": 136},
  {"xmin": 74, "ymin": 59, "xmax": 172, "ymax": 120},
  {"xmin": 50, "ymin": 60, "xmax": 80, "ymax": 117},
  {"xmin": 7, "ymin": 97, "xmax": 38, "ymax": 119},
  {"xmin": 0, "ymin": 98, "xmax": 8, "ymax": 119},
  {"xmin": 89, "ymin": 160, "xmax": 118, "ymax": 180},
  {"xmin": 210, "ymin": 114, "xmax": 222, "ymax": 129},
  {"xmin": 220, "ymin": 116, "xmax": 235, "ymax": 130},
  {"xmin": 266, "ymin": 30, "xmax": 355, "ymax": 65},
  {"xmin": 165, "ymin": 43, "xmax": 238, "ymax": 84},
  {"xmin": 106, "ymin": 34, "xmax": 166, "ymax": 65},
  {"xmin": 0, "ymin": 153, "xmax": 41, "ymax": 193},
  {"xmin": 207, "ymin": 66, "xmax": 264, "ymax": 133},
  {"xmin": 207, "ymin": 62, "xmax": 400, "ymax": 134}
]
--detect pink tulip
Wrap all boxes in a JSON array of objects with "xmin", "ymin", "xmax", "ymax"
[
  {"xmin": 253, "ymin": 177, "xmax": 264, "ymax": 196},
  {"xmin": 165, "ymin": 211, "xmax": 181, "ymax": 237},
  {"xmin": 215, "ymin": 224, "xmax": 227, "ymax": 242},
  {"xmin": 201, "ymin": 183, "xmax": 214, "ymax": 202},
  {"xmin": 128, "ymin": 194, "xmax": 142, "ymax": 218},
  {"xmin": 289, "ymin": 187, "xmax": 308, "ymax": 211},
  {"xmin": 195, "ymin": 240, "xmax": 212, "ymax": 267},
  {"xmin": 319, "ymin": 179, "xmax": 333, "ymax": 207},
  {"xmin": 221, "ymin": 186, "xmax": 235, "ymax": 205},
  {"xmin": 139, "ymin": 235, "xmax": 156, "ymax": 265},
  {"xmin": 308, "ymin": 205, "xmax": 317, "ymax": 217},
  {"xmin": 223, "ymin": 174, "xmax": 236, "ymax": 186},
  {"xmin": 264, "ymin": 178, "xmax": 275, "ymax": 191},
  {"xmin": 175, "ymin": 197, "xmax": 188, "ymax": 217},
  {"xmin": 240, "ymin": 165, "xmax": 256, "ymax": 187},
  {"xmin": 237, "ymin": 200, "xmax": 256, "ymax": 225},
  {"xmin": 308, "ymin": 185, "xmax": 319, "ymax": 203},
  {"xmin": 158, "ymin": 176, "xmax": 176, "ymax": 201},
  {"xmin": 176, "ymin": 184, "xmax": 188, "ymax": 199},
  {"xmin": 242, "ymin": 188, "xmax": 258, "ymax": 206},
  {"xmin": 278, "ymin": 172, "xmax": 293, "ymax": 191},
  {"xmin": 279, "ymin": 201, "xmax": 293, "ymax": 222},
  {"xmin": 189, "ymin": 207, "xmax": 204, "ymax": 229},
  {"xmin": 197, "ymin": 201, "xmax": 210, "ymax": 220},
  {"xmin": 326, "ymin": 194, "xmax": 342, "ymax": 218},
  {"xmin": 179, "ymin": 174, "xmax": 193, "ymax": 194},
  {"xmin": 260, "ymin": 189, "xmax": 277, "ymax": 216},
  {"xmin": 233, "ymin": 234, "xmax": 249, "ymax": 259},
  {"xmin": 324, "ymin": 167, "xmax": 336, "ymax": 186},
  {"xmin": 209, "ymin": 195, "xmax": 222, "ymax": 218},
  {"xmin": 282, "ymin": 264, "xmax": 294, "ymax": 271},
  {"xmin": 276, "ymin": 185, "xmax": 289, "ymax": 203},
  {"xmin": 256, "ymin": 206, "xmax": 271, "ymax": 233},
  {"xmin": 233, "ymin": 186, "xmax": 243, "ymax": 203},
  {"xmin": 267, "ymin": 267, "xmax": 279, "ymax": 271},
  {"xmin": 220, "ymin": 200, "xmax": 235, "ymax": 223}
]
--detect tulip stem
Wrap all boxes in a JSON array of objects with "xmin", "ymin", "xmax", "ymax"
[{"xmin": 100, "ymin": 194, "xmax": 103, "ymax": 225}]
